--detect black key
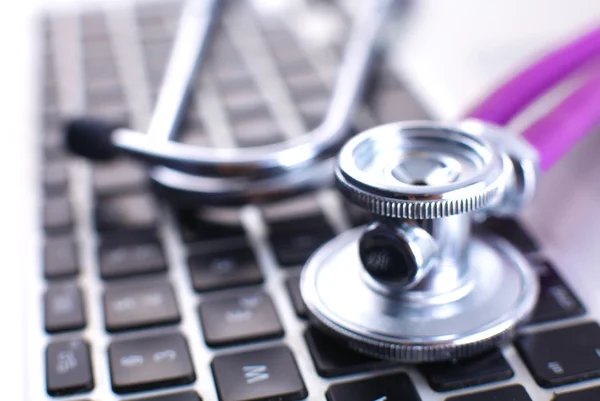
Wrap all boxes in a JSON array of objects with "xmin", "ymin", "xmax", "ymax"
[
  {"xmin": 286, "ymin": 72, "xmax": 329, "ymax": 102},
  {"xmin": 269, "ymin": 216, "xmax": 335, "ymax": 267},
  {"xmin": 516, "ymin": 322, "xmax": 600, "ymax": 387},
  {"xmin": 43, "ymin": 159, "xmax": 69, "ymax": 194},
  {"xmin": 93, "ymin": 159, "xmax": 149, "ymax": 194},
  {"xmin": 297, "ymin": 96, "xmax": 329, "ymax": 130},
  {"xmin": 554, "ymin": 386, "xmax": 600, "ymax": 400},
  {"xmin": 420, "ymin": 349, "xmax": 513, "ymax": 392},
  {"xmin": 109, "ymin": 333, "xmax": 195, "ymax": 394},
  {"xmin": 46, "ymin": 339, "xmax": 94, "ymax": 396},
  {"xmin": 188, "ymin": 245, "xmax": 263, "ymax": 292},
  {"xmin": 226, "ymin": 98, "xmax": 270, "ymax": 124},
  {"xmin": 528, "ymin": 260, "xmax": 585, "ymax": 324},
  {"xmin": 481, "ymin": 217, "xmax": 539, "ymax": 253},
  {"xmin": 233, "ymin": 117, "xmax": 283, "ymax": 147},
  {"xmin": 199, "ymin": 291, "xmax": 283, "ymax": 347},
  {"xmin": 44, "ymin": 235, "xmax": 79, "ymax": 278},
  {"xmin": 285, "ymin": 276, "xmax": 307, "ymax": 319},
  {"xmin": 104, "ymin": 281, "xmax": 180, "ymax": 332},
  {"xmin": 45, "ymin": 285, "xmax": 86, "ymax": 333},
  {"xmin": 326, "ymin": 372, "xmax": 420, "ymax": 401},
  {"xmin": 304, "ymin": 327, "xmax": 395, "ymax": 378},
  {"xmin": 212, "ymin": 345, "xmax": 307, "ymax": 401},
  {"xmin": 95, "ymin": 192, "xmax": 157, "ymax": 232},
  {"xmin": 131, "ymin": 391, "xmax": 202, "ymax": 401},
  {"xmin": 221, "ymin": 85, "xmax": 264, "ymax": 114},
  {"xmin": 175, "ymin": 208, "xmax": 246, "ymax": 244},
  {"xmin": 43, "ymin": 128, "xmax": 64, "ymax": 154},
  {"xmin": 99, "ymin": 239, "xmax": 166, "ymax": 279},
  {"xmin": 44, "ymin": 196, "xmax": 73, "ymax": 233},
  {"xmin": 445, "ymin": 385, "xmax": 532, "ymax": 401}
]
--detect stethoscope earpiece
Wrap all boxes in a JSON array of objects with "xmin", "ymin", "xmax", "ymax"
[
  {"xmin": 64, "ymin": 117, "xmax": 122, "ymax": 161},
  {"xmin": 300, "ymin": 120, "xmax": 540, "ymax": 362}
]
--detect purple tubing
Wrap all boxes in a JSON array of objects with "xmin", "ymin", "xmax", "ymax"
[
  {"xmin": 522, "ymin": 74, "xmax": 600, "ymax": 171},
  {"xmin": 468, "ymin": 25, "xmax": 600, "ymax": 125}
]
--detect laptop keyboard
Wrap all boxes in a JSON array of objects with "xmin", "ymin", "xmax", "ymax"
[{"xmin": 34, "ymin": 0, "xmax": 599, "ymax": 400}]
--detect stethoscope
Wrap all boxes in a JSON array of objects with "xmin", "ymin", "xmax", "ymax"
[
  {"xmin": 65, "ymin": 0, "xmax": 396, "ymax": 206},
  {"xmin": 63, "ymin": 0, "xmax": 600, "ymax": 363}
]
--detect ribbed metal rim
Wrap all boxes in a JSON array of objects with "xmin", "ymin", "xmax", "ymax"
[
  {"xmin": 307, "ymin": 309, "xmax": 519, "ymax": 362},
  {"xmin": 336, "ymin": 121, "xmax": 513, "ymax": 219},
  {"xmin": 336, "ymin": 165, "xmax": 507, "ymax": 219}
]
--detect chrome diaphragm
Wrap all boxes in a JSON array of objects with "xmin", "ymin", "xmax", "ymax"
[{"xmin": 300, "ymin": 120, "xmax": 540, "ymax": 362}]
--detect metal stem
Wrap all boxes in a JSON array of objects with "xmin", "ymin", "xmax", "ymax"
[{"xmin": 146, "ymin": 0, "xmax": 220, "ymax": 141}]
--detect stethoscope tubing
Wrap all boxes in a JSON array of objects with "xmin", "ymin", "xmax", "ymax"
[{"xmin": 468, "ymin": 24, "xmax": 600, "ymax": 171}]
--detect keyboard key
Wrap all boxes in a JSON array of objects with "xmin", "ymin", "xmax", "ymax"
[
  {"xmin": 221, "ymin": 86, "xmax": 264, "ymax": 115},
  {"xmin": 131, "ymin": 391, "xmax": 202, "ymax": 401},
  {"xmin": 199, "ymin": 291, "xmax": 283, "ymax": 347},
  {"xmin": 99, "ymin": 238, "xmax": 166, "ymax": 279},
  {"xmin": 296, "ymin": 96, "xmax": 329, "ymax": 130},
  {"xmin": 304, "ymin": 327, "xmax": 395, "ymax": 378},
  {"xmin": 92, "ymin": 159, "xmax": 149, "ymax": 194},
  {"xmin": 109, "ymin": 332, "xmax": 195, "ymax": 394},
  {"xmin": 481, "ymin": 217, "xmax": 539, "ymax": 253},
  {"xmin": 104, "ymin": 281, "xmax": 180, "ymax": 332},
  {"xmin": 420, "ymin": 349, "xmax": 513, "ymax": 392},
  {"xmin": 516, "ymin": 322, "xmax": 600, "ymax": 387},
  {"xmin": 45, "ymin": 285, "xmax": 86, "ymax": 333},
  {"xmin": 554, "ymin": 386, "xmax": 600, "ymax": 400},
  {"xmin": 175, "ymin": 208, "xmax": 246, "ymax": 244},
  {"xmin": 44, "ymin": 235, "xmax": 79, "ymax": 278},
  {"xmin": 43, "ymin": 159, "xmax": 69, "ymax": 194},
  {"xmin": 269, "ymin": 216, "xmax": 335, "ymax": 267},
  {"xmin": 326, "ymin": 372, "xmax": 420, "ymax": 401},
  {"xmin": 95, "ymin": 192, "xmax": 157, "ymax": 232},
  {"xmin": 233, "ymin": 117, "xmax": 283, "ymax": 147},
  {"xmin": 286, "ymin": 72, "xmax": 329, "ymax": 102},
  {"xmin": 212, "ymin": 345, "xmax": 307, "ymax": 401},
  {"xmin": 528, "ymin": 260, "xmax": 585, "ymax": 324},
  {"xmin": 226, "ymin": 99, "xmax": 270, "ymax": 124},
  {"xmin": 46, "ymin": 339, "xmax": 94, "ymax": 396},
  {"xmin": 285, "ymin": 276, "xmax": 307, "ymax": 319},
  {"xmin": 445, "ymin": 385, "xmax": 532, "ymax": 401},
  {"xmin": 188, "ymin": 245, "xmax": 263, "ymax": 292},
  {"xmin": 44, "ymin": 196, "xmax": 73, "ymax": 233}
]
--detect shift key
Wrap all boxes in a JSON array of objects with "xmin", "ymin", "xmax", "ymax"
[{"xmin": 46, "ymin": 339, "xmax": 94, "ymax": 396}]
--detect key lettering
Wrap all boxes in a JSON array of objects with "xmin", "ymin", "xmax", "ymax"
[
  {"xmin": 152, "ymin": 349, "xmax": 177, "ymax": 363},
  {"xmin": 142, "ymin": 292, "xmax": 164, "ymax": 307},
  {"xmin": 210, "ymin": 258, "xmax": 235, "ymax": 274},
  {"xmin": 239, "ymin": 295, "xmax": 261, "ymax": 309},
  {"xmin": 243, "ymin": 365, "xmax": 270, "ymax": 384},
  {"xmin": 52, "ymin": 294, "xmax": 74, "ymax": 314},
  {"xmin": 548, "ymin": 286, "xmax": 575, "ymax": 309},
  {"xmin": 120, "ymin": 354, "xmax": 144, "ymax": 368},
  {"xmin": 112, "ymin": 296, "xmax": 137, "ymax": 312},
  {"xmin": 56, "ymin": 350, "xmax": 78, "ymax": 374},
  {"xmin": 225, "ymin": 309, "xmax": 253, "ymax": 323},
  {"xmin": 547, "ymin": 361, "xmax": 564, "ymax": 374}
]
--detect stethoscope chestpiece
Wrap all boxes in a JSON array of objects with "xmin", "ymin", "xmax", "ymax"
[{"xmin": 300, "ymin": 120, "xmax": 540, "ymax": 363}]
